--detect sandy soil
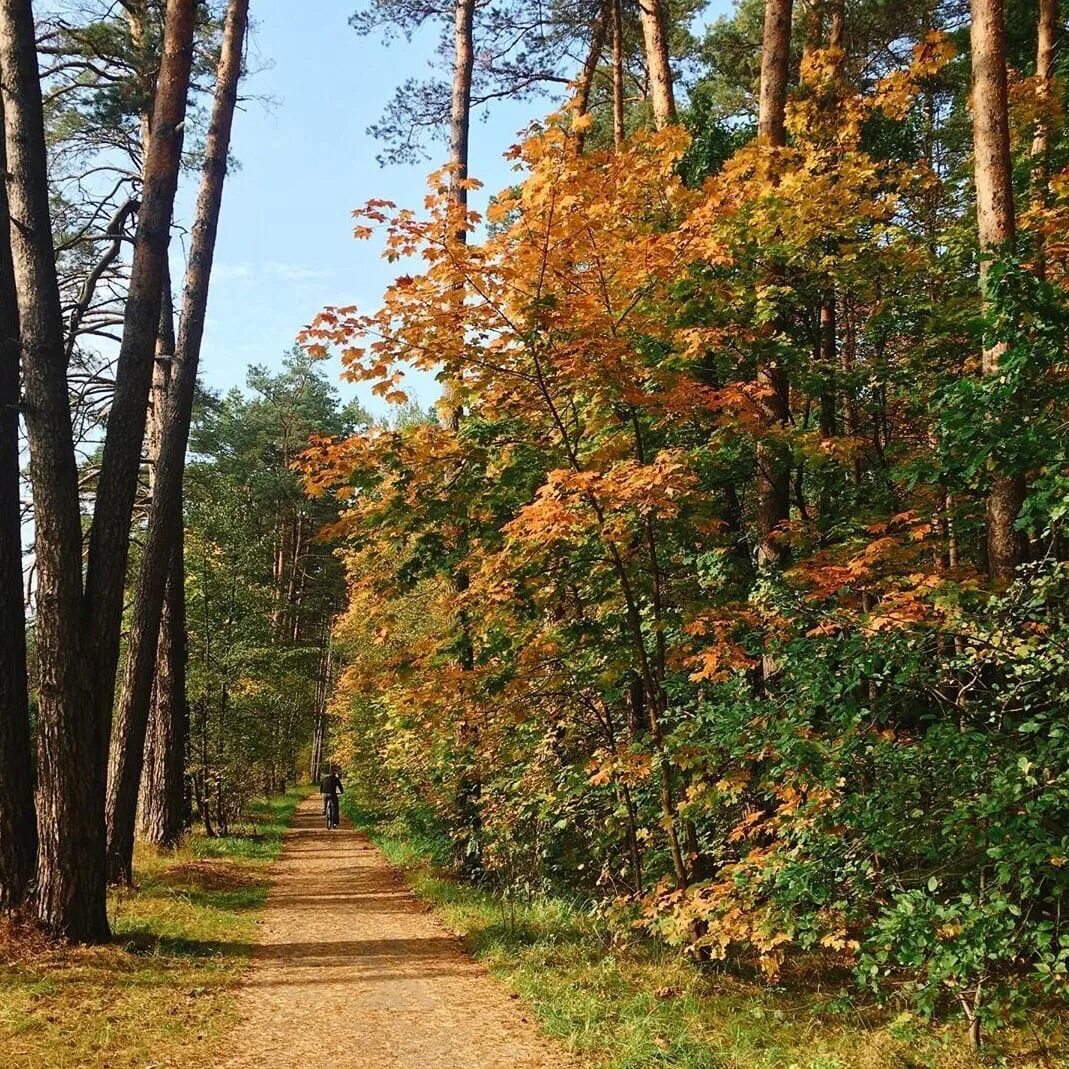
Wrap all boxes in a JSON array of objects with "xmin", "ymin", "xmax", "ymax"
[{"xmin": 220, "ymin": 795, "xmax": 577, "ymax": 1069}]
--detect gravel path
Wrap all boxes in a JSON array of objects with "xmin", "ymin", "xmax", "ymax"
[{"xmin": 221, "ymin": 794, "xmax": 576, "ymax": 1069}]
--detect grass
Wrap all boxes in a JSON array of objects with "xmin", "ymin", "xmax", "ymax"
[
  {"xmin": 0, "ymin": 786, "xmax": 305, "ymax": 1069},
  {"xmin": 345, "ymin": 801, "xmax": 1069, "ymax": 1069}
]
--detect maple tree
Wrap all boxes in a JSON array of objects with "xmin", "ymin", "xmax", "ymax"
[{"xmin": 301, "ymin": 12, "xmax": 1069, "ymax": 1045}]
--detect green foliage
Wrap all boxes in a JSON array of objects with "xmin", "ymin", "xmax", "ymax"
[
  {"xmin": 185, "ymin": 350, "xmax": 363, "ymax": 828},
  {"xmin": 349, "ymin": 800, "xmax": 1069, "ymax": 1068}
]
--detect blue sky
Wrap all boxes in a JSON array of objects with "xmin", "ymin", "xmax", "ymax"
[{"xmin": 188, "ymin": 0, "xmax": 538, "ymax": 415}]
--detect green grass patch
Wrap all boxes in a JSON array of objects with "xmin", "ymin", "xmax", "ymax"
[
  {"xmin": 347, "ymin": 800, "xmax": 1068, "ymax": 1069},
  {"xmin": 0, "ymin": 785, "xmax": 306, "ymax": 1069}
]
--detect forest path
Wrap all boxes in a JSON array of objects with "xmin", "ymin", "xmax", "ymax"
[{"xmin": 220, "ymin": 794, "xmax": 576, "ymax": 1069}]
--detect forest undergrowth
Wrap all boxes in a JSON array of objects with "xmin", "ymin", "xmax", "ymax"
[
  {"xmin": 346, "ymin": 798, "xmax": 1069, "ymax": 1069},
  {"xmin": 0, "ymin": 787, "xmax": 304, "ymax": 1069}
]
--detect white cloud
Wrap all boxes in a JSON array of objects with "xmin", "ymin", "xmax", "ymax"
[{"xmin": 263, "ymin": 260, "xmax": 329, "ymax": 282}]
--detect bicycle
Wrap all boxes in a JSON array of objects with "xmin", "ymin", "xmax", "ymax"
[{"xmin": 325, "ymin": 794, "xmax": 340, "ymax": 830}]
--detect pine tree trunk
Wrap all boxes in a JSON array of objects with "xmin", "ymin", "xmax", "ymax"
[
  {"xmin": 755, "ymin": 0, "xmax": 794, "ymax": 568},
  {"xmin": 970, "ymin": 0, "xmax": 1024, "ymax": 585},
  {"xmin": 83, "ymin": 0, "xmax": 196, "ymax": 795},
  {"xmin": 450, "ymin": 0, "xmax": 475, "ymax": 222},
  {"xmin": 1031, "ymin": 0, "xmax": 1057, "ymax": 278},
  {"xmin": 573, "ymin": 3, "xmax": 608, "ymax": 152},
  {"xmin": 819, "ymin": 293, "xmax": 837, "ymax": 437},
  {"xmin": 758, "ymin": 0, "xmax": 793, "ymax": 149},
  {"xmin": 828, "ymin": 0, "xmax": 844, "ymax": 49},
  {"xmin": 107, "ymin": 0, "xmax": 249, "ymax": 883},
  {"xmin": 138, "ymin": 539, "xmax": 188, "ymax": 847},
  {"xmin": 611, "ymin": 0, "xmax": 626, "ymax": 148},
  {"xmin": 637, "ymin": 0, "xmax": 676, "ymax": 129},
  {"xmin": 0, "ymin": 88, "xmax": 35, "ymax": 913},
  {"xmin": 137, "ymin": 261, "xmax": 187, "ymax": 848},
  {"xmin": 0, "ymin": 0, "xmax": 107, "ymax": 942}
]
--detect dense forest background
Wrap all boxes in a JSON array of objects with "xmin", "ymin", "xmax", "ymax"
[{"xmin": 1, "ymin": 0, "xmax": 1068, "ymax": 1057}]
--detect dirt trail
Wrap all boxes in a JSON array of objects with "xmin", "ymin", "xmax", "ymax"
[{"xmin": 221, "ymin": 794, "xmax": 576, "ymax": 1069}]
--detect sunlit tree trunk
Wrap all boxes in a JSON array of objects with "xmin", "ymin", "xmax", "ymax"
[
  {"xmin": 758, "ymin": 0, "xmax": 793, "ymax": 149},
  {"xmin": 0, "ymin": 0, "xmax": 106, "ymax": 941},
  {"xmin": 612, "ymin": 0, "xmax": 626, "ymax": 148},
  {"xmin": 828, "ymin": 0, "xmax": 843, "ymax": 48},
  {"xmin": 755, "ymin": 0, "xmax": 793, "ymax": 568},
  {"xmin": 1031, "ymin": 0, "xmax": 1057, "ymax": 279},
  {"xmin": 138, "ymin": 540, "xmax": 188, "ymax": 847},
  {"xmin": 970, "ymin": 0, "xmax": 1024, "ymax": 585},
  {"xmin": 573, "ymin": 2, "xmax": 608, "ymax": 152},
  {"xmin": 450, "ymin": 0, "xmax": 475, "ymax": 226},
  {"xmin": 0, "ymin": 89, "xmax": 35, "ymax": 913},
  {"xmin": 84, "ymin": 0, "xmax": 196, "ymax": 799},
  {"xmin": 107, "ymin": 0, "xmax": 249, "ymax": 883},
  {"xmin": 138, "ymin": 275, "xmax": 187, "ymax": 848},
  {"xmin": 637, "ymin": 0, "xmax": 675, "ymax": 128}
]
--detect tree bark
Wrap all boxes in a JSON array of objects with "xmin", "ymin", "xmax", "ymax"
[
  {"xmin": 970, "ymin": 0, "xmax": 1024, "ymax": 585},
  {"xmin": 0, "ymin": 87, "xmax": 35, "ymax": 913},
  {"xmin": 755, "ymin": 0, "xmax": 794, "ymax": 568},
  {"xmin": 137, "ymin": 538, "xmax": 188, "ymax": 846},
  {"xmin": 576, "ymin": 3, "xmax": 608, "ymax": 117},
  {"xmin": 758, "ymin": 0, "xmax": 793, "ymax": 149},
  {"xmin": 573, "ymin": 2, "xmax": 608, "ymax": 152},
  {"xmin": 1031, "ymin": 0, "xmax": 1057, "ymax": 279},
  {"xmin": 637, "ymin": 0, "xmax": 676, "ymax": 129},
  {"xmin": 138, "ymin": 264, "xmax": 187, "ymax": 848},
  {"xmin": 107, "ymin": 0, "xmax": 248, "ymax": 884},
  {"xmin": 612, "ymin": 0, "xmax": 626, "ymax": 148},
  {"xmin": 83, "ymin": 0, "xmax": 195, "ymax": 783},
  {"xmin": 828, "ymin": 0, "xmax": 844, "ymax": 49},
  {"xmin": 0, "ymin": 0, "xmax": 106, "ymax": 941},
  {"xmin": 449, "ymin": 0, "xmax": 475, "ymax": 224}
]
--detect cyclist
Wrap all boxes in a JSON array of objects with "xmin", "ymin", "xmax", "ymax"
[{"xmin": 321, "ymin": 765, "xmax": 343, "ymax": 830}]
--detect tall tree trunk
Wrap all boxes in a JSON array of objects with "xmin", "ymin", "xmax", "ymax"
[
  {"xmin": 138, "ymin": 539, "xmax": 188, "ymax": 846},
  {"xmin": 449, "ymin": 0, "xmax": 475, "ymax": 226},
  {"xmin": 758, "ymin": 0, "xmax": 793, "ymax": 149},
  {"xmin": 0, "ymin": 0, "xmax": 106, "ymax": 942},
  {"xmin": 612, "ymin": 0, "xmax": 626, "ymax": 148},
  {"xmin": 1031, "ymin": 0, "xmax": 1057, "ymax": 279},
  {"xmin": 83, "ymin": 0, "xmax": 195, "ymax": 794},
  {"xmin": 107, "ymin": 0, "xmax": 249, "ymax": 884},
  {"xmin": 444, "ymin": 0, "xmax": 483, "ymax": 871},
  {"xmin": 0, "ymin": 89, "xmax": 35, "ymax": 913},
  {"xmin": 828, "ymin": 0, "xmax": 844, "ymax": 49},
  {"xmin": 637, "ymin": 0, "xmax": 675, "ymax": 129},
  {"xmin": 573, "ymin": 3, "xmax": 608, "ymax": 152},
  {"xmin": 819, "ymin": 295, "xmax": 837, "ymax": 437},
  {"xmin": 755, "ymin": 0, "xmax": 794, "ymax": 568},
  {"xmin": 138, "ymin": 273, "xmax": 187, "ymax": 848},
  {"xmin": 970, "ymin": 0, "xmax": 1024, "ymax": 584},
  {"xmin": 576, "ymin": 3, "xmax": 608, "ymax": 117}
]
